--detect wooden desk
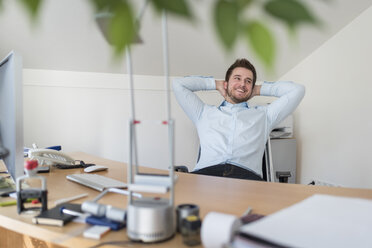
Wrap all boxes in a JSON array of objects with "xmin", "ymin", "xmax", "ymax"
[{"xmin": 1, "ymin": 152, "xmax": 372, "ymax": 247}]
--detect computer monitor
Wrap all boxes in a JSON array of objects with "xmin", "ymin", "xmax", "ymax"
[{"xmin": 0, "ymin": 51, "xmax": 24, "ymax": 183}]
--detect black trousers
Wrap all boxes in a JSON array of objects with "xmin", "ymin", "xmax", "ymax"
[{"xmin": 191, "ymin": 164, "xmax": 263, "ymax": 181}]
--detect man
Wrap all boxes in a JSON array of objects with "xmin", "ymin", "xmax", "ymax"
[{"xmin": 173, "ymin": 58, "xmax": 305, "ymax": 181}]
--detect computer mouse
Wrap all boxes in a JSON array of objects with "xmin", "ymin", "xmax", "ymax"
[{"xmin": 84, "ymin": 165, "xmax": 108, "ymax": 173}]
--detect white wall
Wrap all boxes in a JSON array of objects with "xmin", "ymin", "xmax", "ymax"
[
  {"xmin": 280, "ymin": 6, "xmax": 372, "ymax": 188},
  {"xmin": 3, "ymin": 0, "xmax": 372, "ymax": 80},
  {"xmin": 23, "ymin": 69, "xmax": 222, "ymax": 171}
]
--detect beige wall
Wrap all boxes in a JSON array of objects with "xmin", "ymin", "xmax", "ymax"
[
  {"xmin": 280, "ymin": 6, "xmax": 372, "ymax": 188},
  {"xmin": 23, "ymin": 69, "xmax": 221, "ymax": 171}
]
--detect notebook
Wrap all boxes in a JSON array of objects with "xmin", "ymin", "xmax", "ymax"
[
  {"xmin": 239, "ymin": 194, "xmax": 372, "ymax": 248},
  {"xmin": 32, "ymin": 203, "xmax": 82, "ymax": 226}
]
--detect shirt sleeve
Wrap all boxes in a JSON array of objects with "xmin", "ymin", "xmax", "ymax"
[
  {"xmin": 260, "ymin": 81, "xmax": 305, "ymax": 131},
  {"xmin": 172, "ymin": 76, "xmax": 216, "ymax": 124}
]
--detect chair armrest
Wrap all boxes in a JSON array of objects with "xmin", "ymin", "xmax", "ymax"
[{"xmin": 174, "ymin": 165, "xmax": 189, "ymax": 173}]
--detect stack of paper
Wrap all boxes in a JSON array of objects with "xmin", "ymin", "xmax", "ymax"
[{"xmin": 240, "ymin": 194, "xmax": 372, "ymax": 248}]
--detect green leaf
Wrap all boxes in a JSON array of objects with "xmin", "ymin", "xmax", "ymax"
[
  {"xmin": 91, "ymin": 0, "xmax": 107, "ymax": 11},
  {"xmin": 214, "ymin": 0, "xmax": 239, "ymax": 50},
  {"xmin": 244, "ymin": 21, "xmax": 276, "ymax": 69},
  {"xmin": 91, "ymin": 0, "xmax": 121, "ymax": 12},
  {"xmin": 150, "ymin": 0, "xmax": 192, "ymax": 19},
  {"xmin": 264, "ymin": 0, "xmax": 318, "ymax": 29},
  {"xmin": 108, "ymin": 1, "xmax": 136, "ymax": 55},
  {"xmin": 236, "ymin": 0, "xmax": 253, "ymax": 9},
  {"xmin": 92, "ymin": 0, "xmax": 137, "ymax": 56},
  {"xmin": 18, "ymin": 0, "xmax": 43, "ymax": 20}
]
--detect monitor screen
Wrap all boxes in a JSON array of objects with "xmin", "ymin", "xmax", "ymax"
[{"xmin": 0, "ymin": 51, "xmax": 24, "ymax": 182}]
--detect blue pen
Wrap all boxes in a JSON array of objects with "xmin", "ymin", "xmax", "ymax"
[{"xmin": 45, "ymin": 146, "xmax": 62, "ymax": 151}]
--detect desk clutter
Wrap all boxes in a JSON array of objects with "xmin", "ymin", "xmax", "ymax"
[
  {"xmin": 16, "ymin": 160, "xmax": 48, "ymax": 214},
  {"xmin": 30, "ymin": 185, "xmax": 131, "ymax": 240},
  {"xmin": 25, "ymin": 144, "xmax": 96, "ymax": 170},
  {"xmin": 3, "ymin": 154, "xmax": 372, "ymax": 247},
  {"xmin": 9, "ymin": 154, "xmax": 259, "ymax": 246}
]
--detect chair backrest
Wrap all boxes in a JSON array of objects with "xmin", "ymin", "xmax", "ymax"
[
  {"xmin": 176, "ymin": 139, "xmax": 274, "ymax": 181},
  {"xmin": 262, "ymin": 138, "xmax": 274, "ymax": 182},
  {"xmin": 197, "ymin": 139, "xmax": 273, "ymax": 181},
  {"xmin": 262, "ymin": 153, "xmax": 267, "ymax": 181}
]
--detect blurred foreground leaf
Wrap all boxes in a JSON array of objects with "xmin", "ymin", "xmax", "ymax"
[
  {"xmin": 18, "ymin": 0, "xmax": 43, "ymax": 20},
  {"xmin": 237, "ymin": 0, "xmax": 253, "ymax": 9},
  {"xmin": 264, "ymin": 0, "xmax": 318, "ymax": 30},
  {"xmin": 150, "ymin": 0, "xmax": 192, "ymax": 19},
  {"xmin": 92, "ymin": 0, "xmax": 136, "ymax": 55},
  {"xmin": 109, "ymin": 2, "xmax": 136, "ymax": 55},
  {"xmin": 91, "ymin": 0, "xmax": 120, "ymax": 11},
  {"xmin": 244, "ymin": 21, "xmax": 276, "ymax": 69},
  {"xmin": 214, "ymin": 0, "xmax": 239, "ymax": 50}
]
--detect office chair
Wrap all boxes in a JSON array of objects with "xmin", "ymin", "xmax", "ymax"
[
  {"xmin": 262, "ymin": 138, "xmax": 274, "ymax": 182},
  {"xmin": 175, "ymin": 138, "xmax": 285, "ymax": 183}
]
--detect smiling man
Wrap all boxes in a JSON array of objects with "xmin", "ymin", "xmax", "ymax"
[{"xmin": 173, "ymin": 58, "xmax": 305, "ymax": 181}]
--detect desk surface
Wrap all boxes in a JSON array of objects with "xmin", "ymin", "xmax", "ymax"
[{"xmin": 1, "ymin": 152, "xmax": 372, "ymax": 248}]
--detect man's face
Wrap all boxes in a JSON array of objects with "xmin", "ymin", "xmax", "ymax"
[{"xmin": 224, "ymin": 67, "xmax": 254, "ymax": 104}]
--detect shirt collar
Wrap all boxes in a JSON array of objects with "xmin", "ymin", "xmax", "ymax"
[{"xmin": 219, "ymin": 100, "xmax": 249, "ymax": 109}]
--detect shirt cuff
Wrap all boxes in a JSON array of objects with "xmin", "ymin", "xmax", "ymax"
[
  {"xmin": 206, "ymin": 77, "xmax": 216, "ymax": 90},
  {"xmin": 260, "ymin": 81, "xmax": 274, "ymax": 96}
]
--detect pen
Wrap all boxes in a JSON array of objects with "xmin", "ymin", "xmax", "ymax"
[
  {"xmin": 243, "ymin": 207, "xmax": 252, "ymax": 216},
  {"xmin": 0, "ymin": 200, "xmax": 18, "ymax": 207},
  {"xmin": 60, "ymin": 207, "xmax": 86, "ymax": 217},
  {"xmin": 0, "ymin": 198, "xmax": 34, "ymax": 207}
]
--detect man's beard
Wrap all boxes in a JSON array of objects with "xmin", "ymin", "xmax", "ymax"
[{"xmin": 226, "ymin": 87, "xmax": 252, "ymax": 103}]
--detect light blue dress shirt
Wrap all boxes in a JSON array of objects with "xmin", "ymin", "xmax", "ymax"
[{"xmin": 173, "ymin": 76, "xmax": 305, "ymax": 177}]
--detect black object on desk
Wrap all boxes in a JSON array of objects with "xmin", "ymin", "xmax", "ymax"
[
  {"xmin": 181, "ymin": 215, "xmax": 201, "ymax": 246},
  {"xmin": 32, "ymin": 203, "xmax": 82, "ymax": 226},
  {"xmin": 55, "ymin": 161, "xmax": 95, "ymax": 169},
  {"xmin": 37, "ymin": 166, "xmax": 50, "ymax": 173}
]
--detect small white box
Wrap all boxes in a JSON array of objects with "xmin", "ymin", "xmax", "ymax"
[{"xmin": 83, "ymin": 225, "xmax": 110, "ymax": 240}]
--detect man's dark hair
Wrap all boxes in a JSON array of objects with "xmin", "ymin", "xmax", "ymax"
[{"xmin": 225, "ymin": 58, "xmax": 257, "ymax": 86}]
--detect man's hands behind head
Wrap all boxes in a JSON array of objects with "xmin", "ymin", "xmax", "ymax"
[
  {"xmin": 215, "ymin": 80, "xmax": 227, "ymax": 99},
  {"xmin": 250, "ymin": 85, "xmax": 261, "ymax": 99}
]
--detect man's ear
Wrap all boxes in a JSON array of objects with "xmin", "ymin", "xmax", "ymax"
[{"xmin": 224, "ymin": 81, "xmax": 228, "ymax": 90}]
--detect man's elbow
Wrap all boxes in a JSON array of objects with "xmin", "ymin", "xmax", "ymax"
[
  {"xmin": 288, "ymin": 81, "xmax": 305, "ymax": 98},
  {"xmin": 297, "ymin": 84, "xmax": 306, "ymax": 99},
  {"xmin": 172, "ymin": 78, "xmax": 181, "ymax": 92}
]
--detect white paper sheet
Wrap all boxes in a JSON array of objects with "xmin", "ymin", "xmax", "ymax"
[{"xmin": 240, "ymin": 194, "xmax": 372, "ymax": 248}]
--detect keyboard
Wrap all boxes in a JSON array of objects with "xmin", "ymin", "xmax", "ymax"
[{"xmin": 66, "ymin": 174, "xmax": 127, "ymax": 191}]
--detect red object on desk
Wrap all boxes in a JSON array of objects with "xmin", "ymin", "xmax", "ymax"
[{"xmin": 25, "ymin": 160, "xmax": 38, "ymax": 170}]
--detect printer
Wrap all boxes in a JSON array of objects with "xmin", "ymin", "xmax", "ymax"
[{"xmin": 270, "ymin": 115, "xmax": 293, "ymax": 139}]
